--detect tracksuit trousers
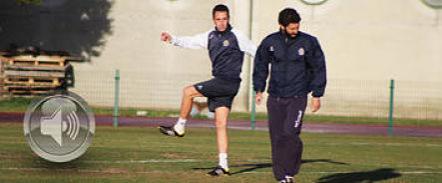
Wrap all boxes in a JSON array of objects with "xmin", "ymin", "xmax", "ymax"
[{"xmin": 267, "ymin": 95, "xmax": 308, "ymax": 181}]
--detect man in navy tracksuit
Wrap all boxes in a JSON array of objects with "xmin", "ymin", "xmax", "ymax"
[
  {"xmin": 159, "ymin": 4, "xmax": 256, "ymax": 176},
  {"xmin": 253, "ymin": 8, "xmax": 327, "ymax": 183}
]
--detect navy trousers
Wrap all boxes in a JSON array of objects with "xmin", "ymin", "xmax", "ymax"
[{"xmin": 267, "ymin": 95, "xmax": 307, "ymax": 181}]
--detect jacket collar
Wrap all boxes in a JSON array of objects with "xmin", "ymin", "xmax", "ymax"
[{"xmin": 279, "ymin": 29, "xmax": 302, "ymax": 44}]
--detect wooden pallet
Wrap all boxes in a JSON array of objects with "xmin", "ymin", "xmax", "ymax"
[
  {"xmin": 7, "ymin": 88, "xmax": 58, "ymax": 95},
  {"xmin": 2, "ymin": 77, "xmax": 60, "ymax": 96},
  {"xmin": 4, "ymin": 76, "xmax": 60, "ymax": 86},
  {"xmin": 4, "ymin": 70, "xmax": 64, "ymax": 78},
  {"xmin": 0, "ymin": 52, "xmax": 75, "ymax": 96},
  {"xmin": 0, "ymin": 62, "xmax": 4, "ymax": 97},
  {"xmin": 5, "ymin": 85, "xmax": 57, "ymax": 90},
  {"xmin": 0, "ymin": 77, "xmax": 4, "ymax": 97},
  {"xmin": 6, "ymin": 55, "xmax": 65, "ymax": 67},
  {"xmin": 0, "ymin": 58, "xmax": 4, "ymax": 74},
  {"xmin": 3, "ymin": 64, "xmax": 66, "ymax": 71}
]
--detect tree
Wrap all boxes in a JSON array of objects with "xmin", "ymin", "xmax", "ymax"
[{"xmin": 1, "ymin": 0, "xmax": 113, "ymax": 60}]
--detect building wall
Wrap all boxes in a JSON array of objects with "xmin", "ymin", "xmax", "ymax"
[
  {"xmin": 3, "ymin": 0, "xmax": 438, "ymax": 118},
  {"xmin": 71, "ymin": 0, "xmax": 258, "ymax": 113},
  {"xmin": 250, "ymin": 0, "xmax": 442, "ymax": 119}
]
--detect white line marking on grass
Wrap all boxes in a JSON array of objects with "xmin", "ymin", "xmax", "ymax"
[
  {"xmin": 85, "ymin": 159, "xmax": 201, "ymax": 164},
  {"xmin": 0, "ymin": 140, "xmax": 26, "ymax": 144},
  {"xmin": 368, "ymin": 164, "xmax": 442, "ymax": 170},
  {"xmin": 314, "ymin": 142, "xmax": 442, "ymax": 148},
  {"xmin": 0, "ymin": 167, "xmax": 129, "ymax": 174},
  {"xmin": 0, "ymin": 136, "xmax": 24, "ymax": 139},
  {"xmin": 241, "ymin": 171, "xmax": 442, "ymax": 175},
  {"xmin": 1, "ymin": 168, "xmax": 44, "ymax": 171},
  {"xmin": 309, "ymin": 171, "xmax": 442, "ymax": 174}
]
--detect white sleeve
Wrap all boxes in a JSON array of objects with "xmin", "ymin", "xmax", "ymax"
[
  {"xmin": 232, "ymin": 29, "xmax": 257, "ymax": 57},
  {"xmin": 170, "ymin": 31, "xmax": 210, "ymax": 49}
]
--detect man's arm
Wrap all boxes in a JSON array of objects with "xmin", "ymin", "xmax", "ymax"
[
  {"xmin": 253, "ymin": 41, "xmax": 270, "ymax": 105},
  {"xmin": 232, "ymin": 29, "xmax": 257, "ymax": 57},
  {"xmin": 306, "ymin": 37, "xmax": 327, "ymax": 112},
  {"xmin": 160, "ymin": 31, "xmax": 210, "ymax": 49}
]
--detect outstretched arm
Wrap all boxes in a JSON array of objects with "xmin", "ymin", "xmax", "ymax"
[{"xmin": 160, "ymin": 31, "xmax": 209, "ymax": 49}]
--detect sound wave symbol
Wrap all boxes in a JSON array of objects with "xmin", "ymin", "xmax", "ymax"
[{"xmin": 63, "ymin": 112, "xmax": 80, "ymax": 140}]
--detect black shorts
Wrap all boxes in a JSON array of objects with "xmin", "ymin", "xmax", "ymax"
[{"xmin": 193, "ymin": 77, "xmax": 240, "ymax": 112}]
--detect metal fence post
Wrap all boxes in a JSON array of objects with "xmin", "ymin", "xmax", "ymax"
[
  {"xmin": 388, "ymin": 79, "xmax": 395, "ymax": 136},
  {"xmin": 113, "ymin": 69, "xmax": 120, "ymax": 128},
  {"xmin": 251, "ymin": 91, "xmax": 256, "ymax": 130},
  {"xmin": 248, "ymin": 0, "xmax": 255, "ymax": 130}
]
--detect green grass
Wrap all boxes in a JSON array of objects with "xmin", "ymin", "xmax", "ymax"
[
  {"xmin": 1, "ymin": 97, "xmax": 442, "ymax": 126},
  {"xmin": 0, "ymin": 97, "xmax": 34, "ymax": 112},
  {"xmin": 1, "ymin": 123, "xmax": 442, "ymax": 182}
]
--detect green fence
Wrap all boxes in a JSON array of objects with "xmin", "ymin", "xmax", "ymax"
[{"xmin": 66, "ymin": 70, "xmax": 442, "ymax": 123}]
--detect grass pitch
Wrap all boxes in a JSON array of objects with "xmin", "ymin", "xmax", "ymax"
[{"xmin": 0, "ymin": 123, "xmax": 442, "ymax": 182}]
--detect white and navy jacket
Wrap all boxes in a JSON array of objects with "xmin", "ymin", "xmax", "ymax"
[{"xmin": 170, "ymin": 25, "xmax": 256, "ymax": 82}]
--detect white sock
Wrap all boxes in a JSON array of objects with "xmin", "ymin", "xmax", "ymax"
[
  {"xmin": 285, "ymin": 175, "xmax": 293, "ymax": 178},
  {"xmin": 218, "ymin": 153, "xmax": 228, "ymax": 170},
  {"xmin": 173, "ymin": 118, "xmax": 186, "ymax": 134}
]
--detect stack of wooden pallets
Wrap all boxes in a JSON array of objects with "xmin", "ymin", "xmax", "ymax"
[
  {"xmin": 0, "ymin": 50, "xmax": 79, "ymax": 96},
  {"xmin": 0, "ymin": 56, "xmax": 4, "ymax": 96}
]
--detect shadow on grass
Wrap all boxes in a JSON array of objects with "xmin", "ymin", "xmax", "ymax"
[
  {"xmin": 316, "ymin": 168, "xmax": 401, "ymax": 183},
  {"xmin": 191, "ymin": 163, "xmax": 272, "ymax": 175},
  {"xmin": 302, "ymin": 159, "xmax": 349, "ymax": 165},
  {"xmin": 192, "ymin": 159, "xmax": 348, "ymax": 175}
]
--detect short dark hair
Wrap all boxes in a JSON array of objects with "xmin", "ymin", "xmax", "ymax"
[
  {"xmin": 278, "ymin": 8, "xmax": 301, "ymax": 26},
  {"xmin": 212, "ymin": 4, "xmax": 230, "ymax": 18}
]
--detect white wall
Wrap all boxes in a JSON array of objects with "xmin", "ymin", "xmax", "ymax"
[{"xmin": 71, "ymin": 0, "xmax": 442, "ymax": 119}]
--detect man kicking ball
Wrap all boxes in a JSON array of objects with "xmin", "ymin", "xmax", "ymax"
[{"xmin": 159, "ymin": 4, "xmax": 256, "ymax": 176}]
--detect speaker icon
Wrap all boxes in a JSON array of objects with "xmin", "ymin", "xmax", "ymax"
[
  {"xmin": 65, "ymin": 111, "xmax": 80, "ymax": 140},
  {"xmin": 24, "ymin": 91, "xmax": 95, "ymax": 162},
  {"xmin": 40, "ymin": 106, "xmax": 80, "ymax": 146}
]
